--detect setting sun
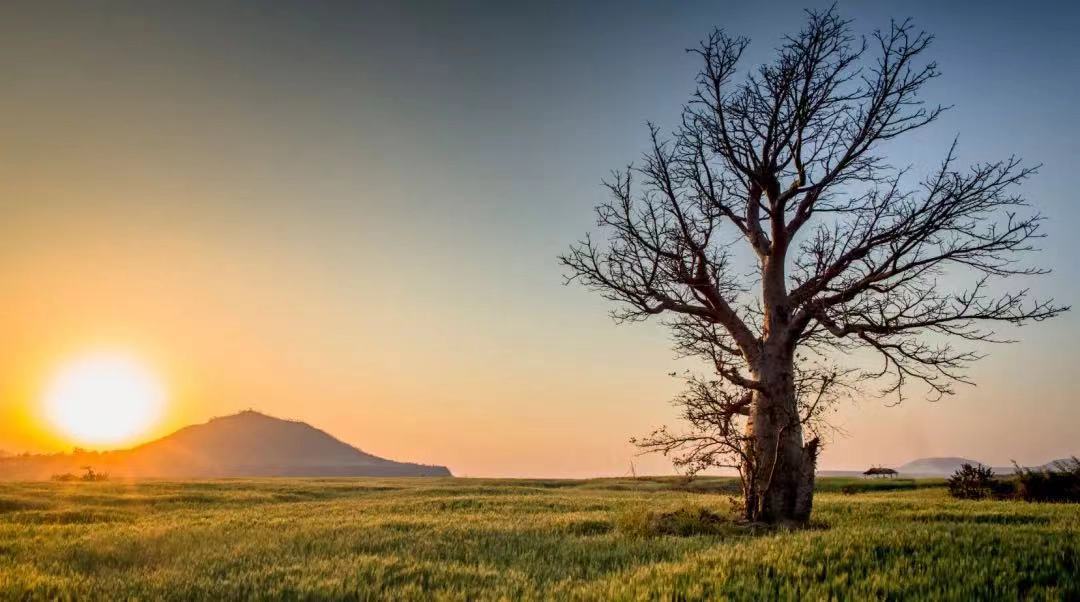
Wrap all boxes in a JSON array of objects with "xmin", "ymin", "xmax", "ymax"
[
  {"xmin": 0, "ymin": 3, "xmax": 1077, "ymax": 598},
  {"xmin": 43, "ymin": 353, "xmax": 165, "ymax": 446}
]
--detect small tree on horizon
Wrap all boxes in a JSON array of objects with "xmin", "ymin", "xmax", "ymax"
[{"xmin": 561, "ymin": 7, "xmax": 1065, "ymax": 524}]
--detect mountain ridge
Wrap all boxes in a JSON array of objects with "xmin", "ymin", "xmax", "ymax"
[
  {"xmin": 819, "ymin": 455, "xmax": 1077, "ymax": 477},
  {"xmin": 896, "ymin": 457, "xmax": 983, "ymax": 475},
  {"xmin": 0, "ymin": 410, "xmax": 451, "ymax": 479}
]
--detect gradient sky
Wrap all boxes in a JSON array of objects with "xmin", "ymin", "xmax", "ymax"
[{"xmin": 1, "ymin": 1, "xmax": 1077, "ymax": 477}]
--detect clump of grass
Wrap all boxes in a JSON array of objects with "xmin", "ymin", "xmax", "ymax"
[
  {"xmin": 563, "ymin": 518, "xmax": 612, "ymax": 536},
  {"xmin": 0, "ymin": 496, "xmax": 52, "ymax": 513},
  {"xmin": 616, "ymin": 503, "xmax": 733, "ymax": 537}
]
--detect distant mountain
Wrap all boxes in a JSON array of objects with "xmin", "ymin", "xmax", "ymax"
[
  {"xmin": 0, "ymin": 411, "xmax": 451, "ymax": 479},
  {"xmin": 823, "ymin": 456, "xmax": 1079, "ymax": 477},
  {"xmin": 1022, "ymin": 458, "xmax": 1079, "ymax": 472},
  {"xmin": 896, "ymin": 457, "xmax": 984, "ymax": 476}
]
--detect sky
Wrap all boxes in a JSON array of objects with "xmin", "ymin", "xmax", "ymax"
[{"xmin": 0, "ymin": 1, "xmax": 1077, "ymax": 477}]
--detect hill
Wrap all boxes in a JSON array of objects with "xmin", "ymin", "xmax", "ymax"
[
  {"xmin": 825, "ymin": 456, "xmax": 1079, "ymax": 477},
  {"xmin": 1009, "ymin": 457, "xmax": 1079, "ymax": 474},
  {"xmin": 896, "ymin": 457, "xmax": 984, "ymax": 476},
  {"xmin": 817, "ymin": 457, "xmax": 985, "ymax": 477},
  {"xmin": 0, "ymin": 411, "xmax": 450, "ymax": 479}
]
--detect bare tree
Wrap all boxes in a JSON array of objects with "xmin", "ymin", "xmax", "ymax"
[
  {"xmin": 561, "ymin": 8, "xmax": 1065, "ymax": 524},
  {"xmin": 632, "ymin": 358, "xmax": 850, "ymax": 520}
]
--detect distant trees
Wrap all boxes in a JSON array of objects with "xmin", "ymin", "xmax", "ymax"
[{"xmin": 562, "ymin": 7, "xmax": 1064, "ymax": 524}]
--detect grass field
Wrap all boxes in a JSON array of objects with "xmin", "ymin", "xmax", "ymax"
[{"xmin": 0, "ymin": 477, "xmax": 1076, "ymax": 600}]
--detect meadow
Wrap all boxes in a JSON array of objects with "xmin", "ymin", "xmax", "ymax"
[{"xmin": 0, "ymin": 477, "xmax": 1076, "ymax": 600}]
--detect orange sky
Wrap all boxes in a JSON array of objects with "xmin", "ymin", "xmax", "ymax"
[{"xmin": 1, "ymin": 2, "xmax": 1076, "ymax": 476}]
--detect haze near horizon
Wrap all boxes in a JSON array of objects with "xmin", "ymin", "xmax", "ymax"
[{"xmin": 1, "ymin": 0, "xmax": 1077, "ymax": 477}]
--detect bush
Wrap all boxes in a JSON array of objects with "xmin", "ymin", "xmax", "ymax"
[
  {"xmin": 947, "ymin": 464, "xmax": 999, "ymax": 500},
  {"xmin": 946, "ymin": 459, "xmax": 1080, "ymax": 503},
  {"xmin": 1014, "ymin": 457, "xmax": 1080, "ymax": 503},
  {"xmin": 50, "ymin": 473, "xmax": 78, "ymax": 482}
]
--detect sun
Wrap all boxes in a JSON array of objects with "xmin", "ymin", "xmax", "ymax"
[{"xmin": 43, "ymin": 352, "xmax": 165, "ymax": 446}]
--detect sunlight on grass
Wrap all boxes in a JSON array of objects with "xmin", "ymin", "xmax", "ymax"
[{"xmin": 0, "ymin": 478, "xmax": 1074, "ymax": 599}]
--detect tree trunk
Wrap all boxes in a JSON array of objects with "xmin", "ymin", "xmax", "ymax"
[
  {"xmin": 744, "ymin": 347, "xmax": 817, "ymax": 525},
  {"xmin": 744, "ymin": 241, "xmax": 817, "ymax": 524}
]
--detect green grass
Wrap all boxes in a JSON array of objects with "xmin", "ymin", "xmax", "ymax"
[{"xmin": 0, "ymin": 477, "xmax": 1075, "ymax": 600}]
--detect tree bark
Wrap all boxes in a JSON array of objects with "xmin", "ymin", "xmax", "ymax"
[
  {"xmin": 793, "ymin": 436, "xmax": 819, "ymax": 522},
  {"xmin": 742, "ymin": 239, "xmax": 818, "ymax": 524},
  {"xmin": 745, "ymin": 340, "xmax": 817, "ymax": 525}
]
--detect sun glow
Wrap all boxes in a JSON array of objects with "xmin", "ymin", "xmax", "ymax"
[{"xmin": 43, "ymin": 352, "xmax": 165, "ymax": 446}]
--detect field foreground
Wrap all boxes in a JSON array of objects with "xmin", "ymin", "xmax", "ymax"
[{"xmin": 0, "ymin": 477, "xmax": 1076, "ymax": 600}]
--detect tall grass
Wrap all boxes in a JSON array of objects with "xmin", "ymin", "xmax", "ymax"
[{"xmin": 0, "ymin": 477, "xmax": 1074, "ymax": 599}]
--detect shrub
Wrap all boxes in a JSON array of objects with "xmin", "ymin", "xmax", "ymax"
[
  {"xmin": 50, "ymin": 473, "xmax": 78, "ymax": 482},
  {"xmin": 1014, "ymin": 457, "xmax": 1080, "ymax": 503},
  {"xmin": 947, "ymin": 464, "xmax": 998, "ymax": 499}
]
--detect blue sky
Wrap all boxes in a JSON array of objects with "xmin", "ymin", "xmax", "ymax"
[{"xmin": 0, "ymin": 1, "xmax": 1076, "ymax": 474}]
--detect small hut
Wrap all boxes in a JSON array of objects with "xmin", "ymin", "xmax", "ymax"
[{"xmin": 863, "ymin": 466, "xmax": 898, "ymax": 479}]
